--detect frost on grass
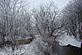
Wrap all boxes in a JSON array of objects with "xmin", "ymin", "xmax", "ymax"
[{"xmin": 0, "ymin": 35, "xmax": 47, "ymax": 55}]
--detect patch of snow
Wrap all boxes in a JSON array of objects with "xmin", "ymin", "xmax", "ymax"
[{"xmin": 56, "ymin": 32, "xmax": 81, "ymax": 48}]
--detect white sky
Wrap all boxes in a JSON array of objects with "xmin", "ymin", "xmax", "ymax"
[{"xmin": 26, "ymin": 0, "xmax": 70, "ymax": 10}]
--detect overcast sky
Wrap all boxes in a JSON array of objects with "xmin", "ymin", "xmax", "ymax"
[{"xmin": 26, "ymin": 0, "xmax": 70, "ymax": 10}]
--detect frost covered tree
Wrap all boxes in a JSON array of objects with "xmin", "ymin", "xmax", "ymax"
[
  {"xmin": 0, "ymin": 0, "xmax": 26, "ymax": 45},
  {"xmin": 62, "ymin": 0, "xmax": 82, "ymax": 39},
  {"xmin": 32, "ymin": 1, "xmax": 62, "ymax": 55}
]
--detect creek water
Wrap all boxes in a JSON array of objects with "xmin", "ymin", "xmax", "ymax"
[{"xmin": 55, "ymin": 42, "xmax": 82, "ymax": 55}]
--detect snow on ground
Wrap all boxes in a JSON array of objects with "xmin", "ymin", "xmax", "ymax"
[
  {"xmin": 0, "ymin": 32, "xmax": 81, "ymax": 55},
  {"xmin": 56, "ymin": 31, "xmax": 81, "ymax": 48},
  {"xmin": 0, "ymin": 35, "xmax": 47, "ymax": 55}
]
